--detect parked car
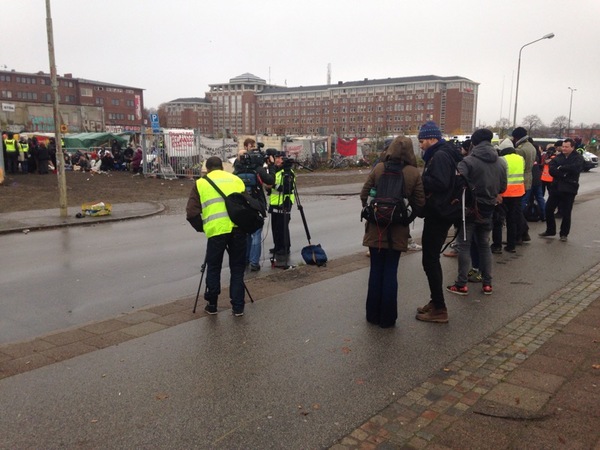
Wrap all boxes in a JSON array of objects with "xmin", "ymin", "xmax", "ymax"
[{"xmin": 582, "ymin": 150, "xmax": 598, "ymax": 172}]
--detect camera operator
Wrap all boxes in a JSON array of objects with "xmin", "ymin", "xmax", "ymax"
[
  {"xmin": 267, "ymin": 150, "xmax": 296, "ymax": 268},
  {"xmin": 233, "ymin": 138, "xmax": 274, "ymax": 271}
]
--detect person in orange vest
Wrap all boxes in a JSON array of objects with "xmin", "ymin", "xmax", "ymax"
[
  {"xmin": 540, "ymin": 141, "xmax": 559, "ymax": 196},
  {"xmin": 498, "ymin": 138, "xmax": 526, "ymax": 253}
]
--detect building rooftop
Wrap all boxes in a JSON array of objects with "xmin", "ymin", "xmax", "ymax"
[{"xmin": 259, "ymin": 74, "xmax": 477, "ymax": 94}]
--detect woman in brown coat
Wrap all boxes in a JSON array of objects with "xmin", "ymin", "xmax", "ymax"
[{"xmin": 360, "ymin": 136, "xmax": 425, "ymax": 327}]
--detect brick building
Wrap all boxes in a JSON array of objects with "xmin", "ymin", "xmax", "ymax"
[
  {"xmin": 0, "ymin": 69, "xmax": 144, "ymax": 134},
  {"xmin": 163, "ymin": 97, "xmax": 212, "ymax": 133},
  {"xmin": 165, "ymin": 73, "xmax": 478, "ymax": 137}
]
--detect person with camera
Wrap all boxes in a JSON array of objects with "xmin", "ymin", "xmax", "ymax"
[
  {"xmin": 268, "ymin": 150, "xmax": 296, "ymax": 268},
  {"xmin": 185, "ymin": 156, "xmax": 248, "ymax": 316},
  {"xmin": 233, "ymin": 138, "xmax": 274, "ymax": 271}
]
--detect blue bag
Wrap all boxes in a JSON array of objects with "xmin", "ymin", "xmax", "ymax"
[{"xmin": 301, "ymin": 244, "xmax": 327, "ymax": 267}]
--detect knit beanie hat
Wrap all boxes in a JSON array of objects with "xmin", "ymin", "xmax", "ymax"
[
  {"xmin": 511, "ymin": 127, "xmax": 528, "ymax": 141},
  {"xmin": 418, "ymin": 121, "xmax": 442, "ymax": 140},
  {"xmin": 498, "ymin": 138, "xmax": 514, "ymax": 150},
  {"xmin": 471, "ymin": 129, "xmax": 493, "ymax": 146}
]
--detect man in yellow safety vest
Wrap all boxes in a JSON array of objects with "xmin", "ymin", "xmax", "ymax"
[{"xmin": 185, "ymin": 156, "xmax": 248, "ymax": 316}]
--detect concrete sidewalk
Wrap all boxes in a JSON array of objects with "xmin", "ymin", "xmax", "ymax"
[
  {"xmin": 0, "ymin": 202, "xmax": 164, "ymax": 234},
  {"xmin": 333, "ymin": 268, "xmax": 600, "ymax": 449}
]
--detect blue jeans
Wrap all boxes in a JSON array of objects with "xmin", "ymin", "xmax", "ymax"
[
  {"xmin": 366, "ymin": 247, "xmax": 401, "ymax": 327},
  {"xmin": 246, "ymin": 228, "xmax": 262, "ymax": 266},
  {"xmin": 526, "ymin": 185, "xmax": 547, "ymax": 220},
  {"xmin": 204, "ymin": 230, "xmax": 247, "ymax": 311},
  {"xmin": 456, "ymin": 217, "xmax": 493, "ymax": 286}
]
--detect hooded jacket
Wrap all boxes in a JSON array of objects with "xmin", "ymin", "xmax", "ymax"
[
  {"xmin": 421, "ymin": 139, "xmax": 463, "ymax": 218},
  {"xmin": 360, "ymin": 136, "xmax": 425, "ymax": 251},
  {"xmin": 457, "ymin": 141, "xmax": 507, "ymax": 212},
  {"xmin": 514, "ymin": 135, "xmax": 536, "ymax": 190}
]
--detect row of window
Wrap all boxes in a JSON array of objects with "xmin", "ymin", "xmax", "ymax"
[
  {"xmin": 258, "ymin": 102, "xmax": 434, "ymax": 116},
  {"xmin": 258, "ymin": 125, "xmax": 415, "ymax": 135},
  {"xmin": 1, "ymin": 91, "xmax": 77, "ymax": 102},
  {"xmin": 258, "ymin": 113, "xmax": 426, "ymax": 126},
  {"xmin": 107, "ymin": 113, "xmax": 136, "ymax": 121}
]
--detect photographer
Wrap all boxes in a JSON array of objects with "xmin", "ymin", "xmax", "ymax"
[
  {"xmin": 233, "ymin": 138, "xmax": 274, "ymax": 271},
  {"xmin": 267, "ymin": 150, "xmax": 296, "ymax": 268}
]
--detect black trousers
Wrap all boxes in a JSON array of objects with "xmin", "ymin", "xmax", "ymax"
[
  {"xmin": 545, "ymin": 191, "xmax": 576, "ymax": 237},
  {"xmin": 421, "ymin": 216, "xmax": 455, "ymax": 309},
  {"xmin": 204, "ymin": 229, "xmax": 247, "ymax": 311},
  {"xmin": 271, "ymin": 209, "xmax": 291, "ymax": 255}
]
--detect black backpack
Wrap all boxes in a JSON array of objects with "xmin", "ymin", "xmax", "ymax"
[
  {"xmin": 364, "ymin": 161, "xmax": 413, "ymax": 227},
  {"xmin": 203, "ymin": 176, "xmax": 265, "ymax": 234}
]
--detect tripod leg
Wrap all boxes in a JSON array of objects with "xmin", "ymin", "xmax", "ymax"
[
  {"xmin": 243, "ymin": 281, "xmax": 254, "ymax": 303},
  {"xmin": 192, "ymin": 262, "xmax": 207, "ymax": 313}
]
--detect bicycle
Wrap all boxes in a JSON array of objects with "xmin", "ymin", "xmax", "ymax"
[{"xmin": 327, "ymin": 153, "xmax": 350, "ymax": 169}]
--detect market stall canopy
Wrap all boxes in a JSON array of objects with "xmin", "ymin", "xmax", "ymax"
[{"xmin": 63, "ymin": 132, "xmax": 128, "ymax": 149}]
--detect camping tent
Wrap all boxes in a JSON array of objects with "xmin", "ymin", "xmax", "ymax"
[{"xmin": 63, "ymin": 132, "xmax": 129, "ymax": 150}]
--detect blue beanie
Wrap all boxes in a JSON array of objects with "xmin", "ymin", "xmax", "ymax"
[{"xmin": 418, "ymin": 121, "xmax": 442, "ymax": 140}]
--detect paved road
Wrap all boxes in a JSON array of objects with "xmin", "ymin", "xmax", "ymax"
[{"xmin": 1, "ymin": 191, "xmax": 600, "ymax": 447}]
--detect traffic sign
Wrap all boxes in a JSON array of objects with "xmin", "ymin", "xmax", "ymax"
[{"xmin": 150, "ymin": 113, "xmax": 160, "ymax": 132}]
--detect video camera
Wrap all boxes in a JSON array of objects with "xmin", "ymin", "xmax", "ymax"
[{"xmin": 239, "ymin": 142, "xmax": 266, "ymax": 169}]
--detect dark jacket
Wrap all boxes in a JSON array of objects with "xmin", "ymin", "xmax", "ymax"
[
  {"xmin": 457, "ymin": 141, "xmax": 507, "ymax": 210},
  {"xmin": 360, "ymin": 136, "xmax": 425, "ymax": 251},
  {"xmin": 421, "ymin": 139, "xmax": 463, "ymax": 219},
  {"xmin": 549, "ymin": 150, "xmax": 584, "ymax": 195}
]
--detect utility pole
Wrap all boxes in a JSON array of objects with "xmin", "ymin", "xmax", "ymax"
[{"xmin": 46, "ymin": 0, "xmax": 68, "ymax": 217}]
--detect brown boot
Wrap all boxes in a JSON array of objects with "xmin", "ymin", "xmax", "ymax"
[
  {"xmin": 417, "ymin": 301, "xmax": 434, "ymax": 314},
  {"xmin": 416, "ymin": 307, "xmax": 448, "ymax": 323}
]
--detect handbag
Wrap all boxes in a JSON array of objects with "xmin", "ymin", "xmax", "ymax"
[{"xmin": 203, "ymin": 176, "xmax": 265, "ymax": 234}]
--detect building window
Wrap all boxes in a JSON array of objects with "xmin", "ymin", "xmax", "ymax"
[
  {"xmin": 64, "ymin": 95, "xmax": 75, "ymax": 103},
  {"xmin": 0, "ymin": 75, "xmax": 11, "ymax": 82},
  {"xmin": 1, "ymin": 90, "xmax": 12, "ymax": 98},
  {"xmin": 126, "ymin": 99, "xmax": 134, "ymax": 107},
  {"xmin": 17, "ymin": 91, "xmax": 37, "ymax": 100},
  {"xmin": 96, "ymin": 98, "xmax": 104, "ymax": 105},
  {"xmin": 80, "ymin": 87, "xmax": 93, "ymax": 97},
  {"xmin": 111, "ymin": 99, "xmax": 120, "ymax": 106}
]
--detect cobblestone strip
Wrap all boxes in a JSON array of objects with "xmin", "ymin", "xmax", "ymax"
[
  {"xmin": 0, "ymin": 253, "xmax": 370, "ymax": 380},
  {"xmin": 331, "ymin": 263, "xmax": 600, "ymax": 449}
]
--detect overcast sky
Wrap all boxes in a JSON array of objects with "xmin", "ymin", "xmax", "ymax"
[{"xmin": 3, "ymin": 0, "xmax": 599, "ymax": 130}]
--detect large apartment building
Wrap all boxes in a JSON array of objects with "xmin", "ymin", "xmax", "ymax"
[
  {"xmin": 0, "ymin": 69, "xmax": 144, "ymax": 134},
  {"xmin": 165, "ymin": 73, "xmax": 478, "ymax": 137}
]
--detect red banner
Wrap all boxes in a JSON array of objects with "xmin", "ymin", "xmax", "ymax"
[{"xmin": 336, "ymin": 137, "xmax": 357, "ymax": 156}]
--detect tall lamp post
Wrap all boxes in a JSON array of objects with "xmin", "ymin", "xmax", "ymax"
[
  {"xmin": 567, "ymin": 87, "xmax": 576, "ymax": 137},
  {"xmin": 512, "ymin": 32, "xmax": 555, "ymax": 128},
  {"xmin": 45, "ymin": 0, "xmax": 68, "ymax": 218}
]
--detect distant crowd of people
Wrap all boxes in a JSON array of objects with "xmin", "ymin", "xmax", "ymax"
[{"xmin": 1, "ymin": 135, "xmax": 144, "ymax": 175}]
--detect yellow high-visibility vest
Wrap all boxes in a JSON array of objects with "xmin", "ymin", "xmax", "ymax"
[
  {"xmin": 269, "ymin": 169, "xmax": 295, "ymax": 207},
  {"xmin": 501, "ymin": 153, "xmax": 525, "ymax": 197},
  {"xmin": 196, "ymin": 170, "xmax": 245, "ymax": 238}
]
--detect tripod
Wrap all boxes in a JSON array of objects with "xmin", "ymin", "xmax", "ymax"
[{"xmin": 192, "ymin": 246, "xmax": 255, "ymax": 313}]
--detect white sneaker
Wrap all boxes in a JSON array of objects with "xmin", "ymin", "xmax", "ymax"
[{"xmin": 407, "ymin": 240, "xmax": 422, "ymax": 251}]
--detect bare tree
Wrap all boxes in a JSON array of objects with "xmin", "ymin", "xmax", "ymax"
[
  {"xmin": 550, "ymin": 115, "xmax": 568, "ymax": 137},
  {"xmin": 493, "ymin": 117, "xmax": 512, "ymax": 137},
  {"xmin": 521, "ymin": 115, "xmax": 543, "ymax": 135}
]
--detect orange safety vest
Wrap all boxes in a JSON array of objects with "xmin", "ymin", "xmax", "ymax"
[{"xmin": 540, "ymin": 155, "xmax": 554, "ymax": 182}]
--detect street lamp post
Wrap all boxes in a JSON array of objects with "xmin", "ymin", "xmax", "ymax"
[
  {"xmin": 512, "ymin": 33, "xmax": 555, "ymax": 128},
  {"xmin": 567, "ymin": 87, "xmax": 576, "ymax": 137}
]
